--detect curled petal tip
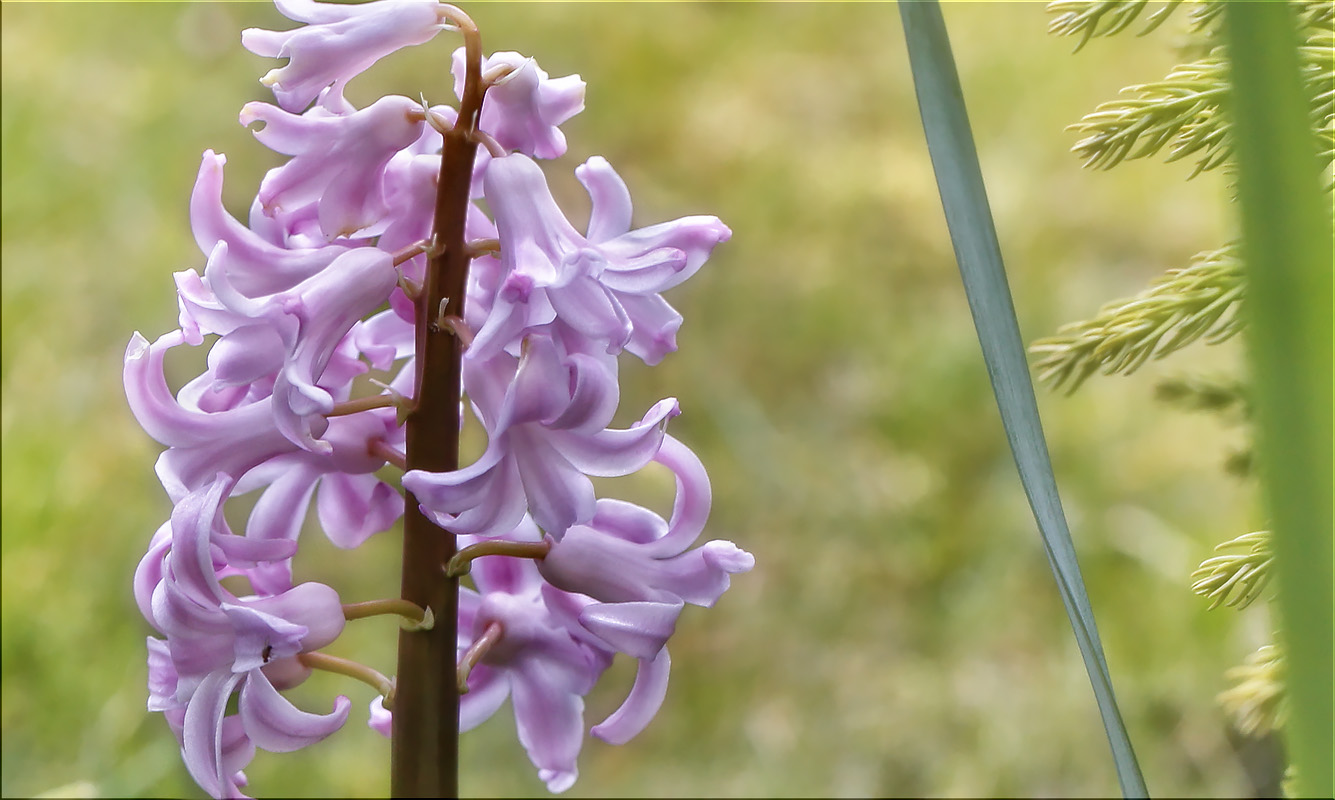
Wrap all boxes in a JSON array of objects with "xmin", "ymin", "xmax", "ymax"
[
  {"xmin": 705, "ymin": 540, "xmax": 756, "ymax": 573},
  {"xmin": 126, "ymin": 331, "xmax": 150, "ymax": 360}
]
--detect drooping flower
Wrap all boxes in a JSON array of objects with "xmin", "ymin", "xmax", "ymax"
[
  {"xmin": 243, "ymin": 0, "xmax": 449, "ymax": 113},
  {"xmin": 241, "ymin": 93, "xmax": 427, "ymax": 238},
  {"xmin": 470, "ymin": 153, "xmax": 731, "ymax": 365},
  {"xmin": 537, "ymin": 435, "xmax": 754, "ymax": 613},
  {"xmin": 124, "ymin": 329, "xmax": 300, "ymax": 502},
  {"xmin": 403, "ymin": 336, "xmax": 679, "ymax": 538},
  {"xmin": 455, "ymin": 546, "xmax": 609, "ymax": 793},
  {"xmin": 189, "ymin": 151, "xmax": 351, "ymax": 299},
  {"xmin": 138, "ymin": 474, "xmax": 352, "ymax": 798},
  {"xmin": 203, "ymin": 243, "xmax": 399, "ymax": 453},
  {"xmin": 453, "ymin": 49, "xmax": 585, "ymax": 160}
]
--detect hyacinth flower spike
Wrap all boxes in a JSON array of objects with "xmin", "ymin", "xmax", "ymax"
[{"xmin": 130, "ymin": 2, "xmax": 747, "ymax": 795}]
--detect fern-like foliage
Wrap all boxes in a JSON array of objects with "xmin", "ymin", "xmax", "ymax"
[
  {"xmin": 1030, "ymin": 244, "xmax": 1243, "ymax": 392},
  {"xmin": 1069, "ymin": 53, "xmax": 1231, "ymax": 175},
  {"xmin": 1049, "ymin": 1, "xmax": 1328, "ymax": 51},
  {"xmin": 1069, "ymin": 33, "xmax": 1333, "ymax": 177},
  {"xmin": 1047, "ymin": 1, "xmax": 1197, "ymax": 50},
  {"xmin": 1218, "ymin": 643, "xmax": 1287, "ymax": 736},
  {"xmin": 1040, "ymin": 2, "xmax": 1329, "ymax": 780},
  {"xmin": 1191, "ymin": 529, "xmax": 1273, "ymax": 610},
  {"xmin": 1032, "ymin": 5, "xmax": 1331, "ymax": 393}
]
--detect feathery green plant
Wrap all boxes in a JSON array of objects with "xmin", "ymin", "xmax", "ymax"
[
  {"xmin": 1034, "ymin": 4, "xmax": 1332, "ymax": 391},
  {"xmin": 1032, "ymin": 244, "xmax": 1243, "ymax": 393},
  {"xmin": 1217, "ymin": 644, "xmax": 1287, "ymax": 738},
  {"xmin": 1064, "ymin": 32, "xmax": 1332, "ymax": 179},
  {"xmin": 1034, "ymin": 1, "xmax": 1333, "ymax": 793},
  {"xmin": 1046, "ymin": 0, "xmax": 1196, "ymax": 50},
  {"xmin": 1190, "ymin": 530, "xmax": 1272, "ymax": 611}
]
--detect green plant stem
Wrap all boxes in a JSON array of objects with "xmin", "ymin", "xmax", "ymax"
[
  {"xmin": 391, "ymin": 8, "xmax": 484, "ymax": 797},
  {"xmin": 1223, "ymin": 3, "xmax": 1333, "ymax": 796}
]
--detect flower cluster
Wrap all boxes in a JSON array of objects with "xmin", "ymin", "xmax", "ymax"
[{"xmin": 126, "ymin": 1, "xmax": 751, "ymax": 796}]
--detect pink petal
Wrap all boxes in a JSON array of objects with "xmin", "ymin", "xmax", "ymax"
[
  {"xmin": 458, "ymin": 663, "xmax": 510, "ymax": 732},
  {"xmin": 238, "ymin": 668, "xmax": 350, "ymax": 752},
  {"xmin": 591, "ymin": 647, "xmax": 671, "ymax": 746},
  {"xmin": 575, "ymin": 156, "xmax": 632, "ymax": 243},
  {"xmin": 549, "ymin": 398, "xmax": 678, "ymax": 478},
  {"xmin": 243, "ymin": 0, "xmax": 445, "ymax": 113},
  {"xmin": 578, "ymin": 600, "xmax": 681, "ymax": 660},
  {"xmin": 368, "ymin": 695, "xmax": 393, "ymax": 738},
  {"xmin": 619, "ymin": 293, "xmax": 682, "ymax": 365},
  {"xmin": 315, "ymin": 471, "xmax": 401, "ymax": 548},
  {"xmin": 510, "ymin": 659, "xmax": 585, "ymax": 794},
  {"xmin": 181, "ymin": 671, "xmax": 248, "ymax": 798},
  {"xmin": 546, "ymin": 351, "xmax": 620, "ymax": 434},
  {"xmin": 512, "ymin": 430, "xmax": 596, "ymax": 537},
  {"xmin": 641, "ymin": 434, "xmax": 712, "ymax": 557}
]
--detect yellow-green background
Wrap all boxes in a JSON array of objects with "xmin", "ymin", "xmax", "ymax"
[{"xmin": 2, "ymin": 2, "xmax": 1264, "ymax": 797}]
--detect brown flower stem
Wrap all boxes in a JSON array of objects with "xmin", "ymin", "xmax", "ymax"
[{"xmin": 392, "ymin": 8, "xmax": 484, "ymax": 798}]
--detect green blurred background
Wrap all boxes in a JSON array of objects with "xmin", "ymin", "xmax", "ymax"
[{"xmin": 2, "ymin": 2, "xmax": 1264, "ymax": 797}]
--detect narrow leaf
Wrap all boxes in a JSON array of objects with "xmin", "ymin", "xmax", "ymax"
[
  {"xmin": 1223, "ymin": 4, "xmax": 1333, "ymax": 797},
  {"xmin": 897, "ymin": 3, "xmax": 1147, "ymax": 796}
]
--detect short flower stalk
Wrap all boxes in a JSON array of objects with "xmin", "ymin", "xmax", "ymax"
[{"xmin": 125, "ymin": 1, "xmax": 752, "ymax": 797}]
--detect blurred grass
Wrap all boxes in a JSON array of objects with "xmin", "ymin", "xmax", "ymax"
[
  {"xmin": 1223, "ymin": 3, "xmax": 1333, "ymax": 796},
  {"xmin": 1, "ymin": 2, "xmax": 1258, "ymax": 797}
]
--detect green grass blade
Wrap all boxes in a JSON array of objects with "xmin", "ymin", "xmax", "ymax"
[
  {"xmin": 1223, "ymin": 5, "xmax": 1333, "ymax": 797},
  {"xmin": 897, "ymin": 3, "xmax": 1147, "ymax": 796}
]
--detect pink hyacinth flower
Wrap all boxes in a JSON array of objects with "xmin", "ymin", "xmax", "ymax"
[
  {"xmin": 403, "ymin": 336, "xmax": 678, "ymax": 538},
  {"xmin": 243, "ymin": 0, "xmax": 448, "ymax": 113},
  {"xmin": 471, "ymin": 153, "xmax": 731, "ymax": 365},
  {"xmin": 242, "ymin": 94, "xmax": 426, "ymax": 238},
  {"xmin": 140, "ymin": 475, "xmax": 351, "ymax": 799},
  {"xmin": 456, "ymin": 548, "xmax": 610, "ymax": 793},
  {"xmin": 452, "ymin": 48, "xmax": 585, "ymax": 159}
]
